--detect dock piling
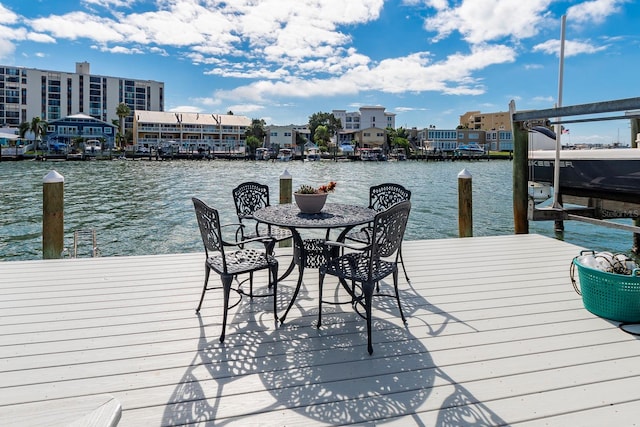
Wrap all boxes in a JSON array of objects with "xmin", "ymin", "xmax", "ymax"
[
  {"xmin": 43, "ymin": 170, "xmax": 65, "ymax": 259},
  {"xmin": 279, "ymin": 169, "xmax": 292, "ymax": 204},
  {"xmin": 279, "ymin": 169, "xmax": 292, "ymax": 247},
  {"xmin": 458, "ymin": 168, "xmax": 473, "ymax": 237}
]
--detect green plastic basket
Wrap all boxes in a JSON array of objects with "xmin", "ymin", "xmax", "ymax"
[{"xmin": 571, "ymin": 255, "xmax": 640, "ymax": 323}]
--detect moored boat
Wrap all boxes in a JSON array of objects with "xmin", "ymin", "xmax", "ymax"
[
  {"xmin": 277, "ymin": 148, "xmax": 292, "ymax": 161},
  {"xmin": 360, "ymin": 147, "xmax": 386, "ymax": 161},
  {"xmin": 255, "ymin": 147, "xmax": 271, "ymax": 160},
  {"xmin": 529, "ymin": 148, "xmax": 640, "ymax": 202},
  {"xmin": 455, "ymin": 143, "xmax": 484, "ymax": 155},
  {"xmin": 304, "ymin": 147, "xmax": 321, "ymax": 161}
]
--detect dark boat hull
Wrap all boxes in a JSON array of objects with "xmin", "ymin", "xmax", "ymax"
[{"xmin": 529, "ymin": 149, "xmax": 640, "ymax": 202}]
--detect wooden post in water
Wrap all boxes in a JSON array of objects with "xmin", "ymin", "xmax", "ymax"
[
  {"xmin": 510, "ymin": 100, "xmax": 529, "ymax": 234},
  {"xmin": 279, "ymin": 169, "xmax": 292, "ymax": 247},
  {"xmin": 43, "ymin": 170, "xmax": 64, "ymax": 259},
  {"xmin": 458, "ymin": 168, "xmax": 473, "ymax": 237},
  {"xmin": 279, "ymin": 169, "xmax": 292, "ymax": 204}
]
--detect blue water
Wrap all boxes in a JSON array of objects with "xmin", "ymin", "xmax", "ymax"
[{"xmin": 0, "ymin": 158, "xmax": 636, "ymax": 261}]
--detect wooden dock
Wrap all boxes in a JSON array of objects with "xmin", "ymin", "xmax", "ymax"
[{"xmin": 2, "ymin": 234, "xmax": 640, "ymax": 426}]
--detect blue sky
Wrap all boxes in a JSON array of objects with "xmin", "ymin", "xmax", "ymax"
[{"xmin": 0, "ymin": 0, "xmax": 638, "ymax": 145}]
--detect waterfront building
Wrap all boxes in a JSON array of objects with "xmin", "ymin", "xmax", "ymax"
[
  {"xmin": 0, "ymin": 62, "xmax": 164, "ymax": 133},
  {"xmin": 133, "ymin": 110, "xmax": 251, "ymax": 155},
  {"xmin": 332, "ymin": 106, "xmax": 395, "ymax": 146},
  {"xmin": 485, "ymin": 129, "xmax": 514, "ymax": 151},
  {"xmin": 459, "ymin": 110, "xmax": 512, "ymax": 131},
  {"xmin": 266, "ymin": 125, "xmax": 297, "ymax": 150},
  {"xmin": 47, "ymin": 113, "xmax": 117, "ymax": 149},
  {"xmin": 414, "ymin": 127, "xmax": 515, "ymax": 153}
]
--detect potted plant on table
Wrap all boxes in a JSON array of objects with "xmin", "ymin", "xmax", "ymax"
[{"xmin": 294, "ymin": 181, "xmax": 336, "ymax": 214}]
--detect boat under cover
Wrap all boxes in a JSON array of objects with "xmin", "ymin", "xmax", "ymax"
[{"xmin": 529, "ymin": 148, "xmax": 640, "ymax": 202}]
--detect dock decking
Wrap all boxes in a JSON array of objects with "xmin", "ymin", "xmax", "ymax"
[{"xmin": 1, "ymin": 234, "xmax": 640, "ymax": 426}]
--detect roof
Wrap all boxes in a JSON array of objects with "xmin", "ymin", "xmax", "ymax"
[
  {"xmin": 48, "ymin": 114, "xmax": 116, "ymax": 127},
  {"xmin": 0, "ymin": 132, "xmax": 19, "ymax": 140},
  {"xmin": 135, "ymin": 110, "xmax": 251, "ymax": 127}
]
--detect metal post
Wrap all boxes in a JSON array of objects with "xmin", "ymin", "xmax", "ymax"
[
  {"xmin": 458, "ymin": 168, "xmax": 473, "ymax": 238},
  {"xmin": 43, "ymin": 170, "xmax": 64, "ymax": 259}
]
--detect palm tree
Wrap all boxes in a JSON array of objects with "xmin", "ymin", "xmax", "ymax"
[
  {"xmin": 18, "ymin": 122, "xmax": 30, "ymax": 139},
  {"xmin": 29, "ymin": 117, "xmax": 47, "ymax": 151},
  {"xmin": 116, "ymin": 103, "xmax": 131, "ymax": 149}
]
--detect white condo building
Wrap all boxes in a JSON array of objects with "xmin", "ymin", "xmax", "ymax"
[
  {"xmin": 332, "ymin": 106, "xmax": 395, "ymax": 131},
  {"xmin": 0, "ymin": 62, "xmax": 164, "ymax": 129},
  {"xmin": 133, "ymin": 111, "xmax": 251, "ymax": 155}
]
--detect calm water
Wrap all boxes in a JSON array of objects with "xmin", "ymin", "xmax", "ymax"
[{"xmin": 0, "ymin": 158, "xmax": 636, "ymax": 261}]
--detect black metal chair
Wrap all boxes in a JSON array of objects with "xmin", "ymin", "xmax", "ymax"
[
  {"xmin": 192, "ymin": 197, "xmax": 278, "ymax": 342},
  {"xmin": 318, "ymin": 200, "xmax": 411, "ymax": 355},
  {"xmin": 345, "ymin": 183, "xmax": 412, "ymax": 282},
  {"xmin": 232, "ymin": 182, "xmax": 292, "ymax": 247}
]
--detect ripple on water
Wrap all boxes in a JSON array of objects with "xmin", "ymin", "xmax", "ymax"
[{"xmin": 0, "ymin": 158, "xmax": 635, "ymax": 260}]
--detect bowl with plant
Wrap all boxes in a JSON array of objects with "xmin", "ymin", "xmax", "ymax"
[{"xmin": 294, "ymin": 181, "xmax": 336, "ymax": 213}]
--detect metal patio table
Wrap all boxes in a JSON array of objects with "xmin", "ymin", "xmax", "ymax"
[{"xmin": 253, "ymin": 202, "xmax": 375, "ymax": 323}]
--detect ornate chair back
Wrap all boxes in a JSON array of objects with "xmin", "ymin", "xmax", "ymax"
[
  {"xmin": 368, "ymin": 201, "xmax": 411, "ymax": 272},
  {"xmin": 233, "ymin": 181, "xmax": 270, "ymax": 220},
  {"xmin": 369, "ymin": 183, "xmax": 412, "ymax": 212},
  {"xmin": 192, "ymin": 197, "xmax": 228, "ymax": 273}
]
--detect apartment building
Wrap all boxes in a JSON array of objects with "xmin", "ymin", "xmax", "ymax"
[
  {"xmin": 0, "ymin": 62, "xmax": 164, "ymax": 130},
  {"xmin": 415, "ymin": 127, "xmax": 517, "ymax": 152},
  {"xmin": 133, "ymin": 110, "xmax": 251, "ymax": 154},
  {"xmin": 332, "ymin": 106, "xmax": 395, "ymax": 131},
  {"xmin": 459, "ymin": 110, "xmax": 512, "ymax": 131}
]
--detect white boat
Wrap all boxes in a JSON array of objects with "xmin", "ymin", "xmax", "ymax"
[
  {"xmin": 277, "ymin": 148, "xmax": 292, "ymax": 161},
  {"xmin": 255, "ymin": 147, "xmax": 271, "ymax": 161},
  {"xmin": 390, "ymin": 147, "xmax": 407, "ymax": 161},
  {"xmin": 455, "ymin": 143, "xmax": 484, "ymax": 155},
  {"xmin": 84, "ymin": 139, "xmax": 102, "ymax": 155},
  {"xmin": 304, "ymin": 147, "xmax": 321, "ymax": 162},
  {"xmin": 360, "ymin": 147, "xmax": 386, "ymax": 161}
]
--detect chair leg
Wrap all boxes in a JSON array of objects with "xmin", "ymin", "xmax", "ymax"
[
  {"xmin": 249, "ymin": 271, "xmax": 254, "ymax": 298},
  {"xmin": 399, "ymin": 246, "xmax": 410, "ymax": 283},
  {"xmin": 219, "ymin": 274, "xmax": 233, "ymax": 343},
  {"xmin": 317, "ymin": 271, "xmax": 326, "ymax": 328},
  {"xmin": 364, "ymin": 281, "xmax": 375, "ymax": 355},
  {"xmin": 271, "ymin": 264, "xmax": 279, "ymax": 322},
  {"xmin": 196, "ymin": 264, "xmax": 210, "ymax": 313},
  {"xmin": 393, "ymin": 267, "xmax": 406, "ymax": 322}
]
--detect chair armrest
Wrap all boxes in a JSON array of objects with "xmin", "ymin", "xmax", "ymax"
[
  {"xmin": 221, "ymin": 222, "xmax": 244, "ymax": 230},
  {"xmin": 324, "ymin": 240, "xmax": 369, "ymax": 252},
  {"xmin": 237, "ymin": 235, "xmax": 276, "ymax": 246}
]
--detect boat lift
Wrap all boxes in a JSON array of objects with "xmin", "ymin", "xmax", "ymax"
[{"xmin": 510, "ymin": 96, "xmax": 640, "ymax": 253}]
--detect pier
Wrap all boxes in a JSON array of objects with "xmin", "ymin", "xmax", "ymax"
[{"xmin": 2, "ymin": 234, "xmax": 640, "ymax": 425}]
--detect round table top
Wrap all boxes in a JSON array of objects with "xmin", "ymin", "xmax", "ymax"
[{"xmin": 254, "ymin": 203, "xmax": 375, "ymax": 229}]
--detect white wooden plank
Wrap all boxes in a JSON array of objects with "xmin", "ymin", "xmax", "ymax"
[{"xmin": 0, "ymin": 234, "xmax": 637, "ymax": 427}]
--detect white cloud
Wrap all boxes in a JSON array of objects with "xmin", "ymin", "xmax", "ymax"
[
  {"xmin": 82, "ymin": 0, "xmax": 135, "ymax": 7},
  {"xmin": 567, "ymin": 0, "xmax": 628, "ymax": 25},
  {"xmin": 226, "ymin": 104, "xmax": 265, "ymax": 115},
  {"xmin": 424, "ymin": 0, "xmax": 553, "ymax": 44},
  {"xmin": 395, "ymin": 106, "xmax": 430, "ymax": 112},
  {"xmin": 0, "ymin": 36, "xmax": 15, "ymax": 59},
  {"xmin": 209, "ymin": 43, "xmax": 516, "ymax": 103},
  {"xmin": 167, "ymin": 105, "xmax": 204, "ymax": 113},
  {"xmin": 533, "ymin": 38, "xmax": 608, "ymax": 57}
]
